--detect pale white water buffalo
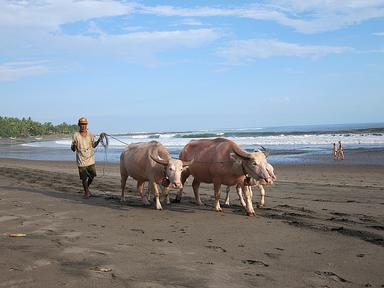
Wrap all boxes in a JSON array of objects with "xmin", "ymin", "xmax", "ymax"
[
  {"xmin": 120, "ymin": 141, "xmax": 192, "ymax": 210},
  {"xmin": 224, "ymin": 163, "xmax": 276, "ymax": 208},
  {"xmin": 177, "ymin": 138, "xmax": 274, "ymax": 216}
]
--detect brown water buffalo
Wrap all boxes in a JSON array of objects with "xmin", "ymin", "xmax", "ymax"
[
  {"xmin": 224, "ymin": 163, "xmax": 276, "ymax": 208},
  {"xmin": 120, "ymin": 141, "xmax": 191, "ymax": 210},
  {"xmin": 177, "ymin": 138, "xmax": 274, "ymax": 215}
]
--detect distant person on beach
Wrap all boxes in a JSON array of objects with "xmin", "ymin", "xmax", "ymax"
[
  {"xmin": 333, "ymin": 142, "xmax": 337, "ymax": 160},
  {"xmin": 337, "ymin": 141, "xmax": 344, "ymax": 160},
  {"xmin": 71, "ymin": 117, "xmax": 106, "ymax": 198}
]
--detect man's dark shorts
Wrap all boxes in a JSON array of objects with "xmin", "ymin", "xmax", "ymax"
[{"xmin": 78, "ymin": 164, "xmax": 97, "ymax": 180}]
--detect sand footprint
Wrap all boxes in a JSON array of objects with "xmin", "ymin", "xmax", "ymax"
[
  {"xmin": 205, "ymin": 245, "xmax": 226, "ymax": 253},
  {"xmin": 242, "ymin": 259, "xmax": 269, "ymax": 267},
  {"xmin": 130, "ymin": 228, "xmax": 145, "ymax": 234},
  {"xmin": 152, "ymin": 238, "xmax": 165, "ymax": 242},
  {"xmin": 315, "ymin": 271, "xmax": 348, "ymax": 283},
  {"xmin": 264, "ymin": 252, "xmax": 280, "ymax": 259}
]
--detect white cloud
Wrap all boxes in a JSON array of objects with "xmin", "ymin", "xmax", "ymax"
[
  {"xmin": 1, "ymin": 1, "xmax": 383, "ymax": 35},
  {"xmin": 139, "ymin": 5, "xmax": 236, "ymax": 17},
  {"xmin": 0, "ymin": 0, "xmax": 134, "ymax": 30},
  {"xmin": 180, "ymin": 18, "xmax": 204, "ymax": 26},
  {"xmin": 268, "ymin": 0, "xmax": 384, "ymax": 33},
  {"xmin": 137, "ymin": 1, "xmax": 384, "ymax": 34},
  {"xmin": 45, "ymin": 29, "xmax": 220, "ymax": 64},
  {"xmin": 0, "ymin": 1, "xmax": 219, "ymax": 66},
  {"xmin": 0, "ymin": 61, "xmax": 48, "ymax": 81},
  {"xmin": 358, "ymin": 48, "xmax": 384, "ymax": 53},
  {"xmin": 0, "ymin": 0, "xmax": 379, "ymax": 72},
  {"xmin": 217, "ymin": 39, "xmax": 351, "ymax": 63},
  {"xmin": 373, "ymin": 32, "xmax": 384, "ymax": 36}
]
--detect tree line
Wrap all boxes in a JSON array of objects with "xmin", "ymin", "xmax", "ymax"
[{"xmin": 0, "ymin": 116, "xmax": 78, "ymax": 137}]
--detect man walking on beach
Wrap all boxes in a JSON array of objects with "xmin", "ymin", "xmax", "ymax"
[{"xmin": 71, "ymin": 117, "xmax": 106, "ymax": 198}]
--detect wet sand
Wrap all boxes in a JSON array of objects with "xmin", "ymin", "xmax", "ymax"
[{"xmin": 0, "ymin": 158, "xmax": 383, "ymax": 288}]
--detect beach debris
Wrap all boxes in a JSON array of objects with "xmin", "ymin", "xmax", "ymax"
[
  {"xmin": 91, "ymin": 266, "xmax": 112, "ymax": 272},
  {"xmin": 7, "ymin": 233, "xmax": 27, "ymax": 237}
]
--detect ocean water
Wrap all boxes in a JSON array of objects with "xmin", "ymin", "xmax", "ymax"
[{"xmin": 2, "ymin": 123, "xmax": 384, "ymax": 164}]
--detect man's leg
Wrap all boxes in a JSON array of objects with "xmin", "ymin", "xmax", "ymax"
[
  {"xmin": 88, "ymin": 177, "xmax": 93, "ymax": 187},
  {"xmin": 82, "ymin": 178, "xmax": 91, "ymax": 198},
  {"xmin": 84, "ymin": 165, "xmax": 96, "ymax": 197}
]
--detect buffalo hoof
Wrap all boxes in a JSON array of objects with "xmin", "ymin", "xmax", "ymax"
[
  {"xmin": 171, "ymin": 198, "xmax": 181, "ymax": 203},
  {"xmin": 142, "ymin": 197, "xmax": 150, "ymax": 206},
  {"xmin": 246, "ymin": 211, "xmax": 255, "ymax": 216},
  {"xmin": 257, "ymin": 204, "xmax": 265, "ymax": 208},
  {"xmin": 215, "ymin": 208, "xmax": 223, "ymax": 212}
]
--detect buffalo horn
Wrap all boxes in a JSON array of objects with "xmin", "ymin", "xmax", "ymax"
[
  {"xmin": 182, "ymin": 159, "xmax": 194, "ymax": 167},
  {"xmin": 260, "ymin": 145, "xmax": 270, "ymax": 157},
  {"xmin": 232, "ymin": 144, "xmax": 252, "ymax": 159},
  {"xmin": 150, "ymin": 155, "xmax": 169, "ymax": 166}
]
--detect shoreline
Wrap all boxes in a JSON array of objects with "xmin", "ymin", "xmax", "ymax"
[
  {"xmin": 0, "ymin": 134, "xmax": 72, "ymax": 146},
  {"xmin": 2, "ymin": 129, "xmax": 384, "ymax": 165},
  {"xmin": 1, "ymin": 143, "xmax": 384, "ymax": 165}
]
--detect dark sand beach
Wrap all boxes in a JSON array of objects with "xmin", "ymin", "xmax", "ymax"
[{"xmin": 0, "ymin": 157, "xmax": 383, "ymax": 287}]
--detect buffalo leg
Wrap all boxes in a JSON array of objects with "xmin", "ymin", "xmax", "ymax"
[
  {"xmin": 240, "ymin": 184, "xmax": 255, "ymax": 216},
  {"xmin": 236, "ymin": 185, "xmax": 247, "ymax": 207},
  {"xmin": 175, "ymin": 169, "xmax": 190, "ymax": 203},
  {"xmin": 257, "ymin": 184, "xmax": 265, "ymax": 208},
  {"xmin": 151, "ymin": 181, "xmax": 162, "ymax": 210},
  {"xmin": 138, "ymin": 181, "xmax": 150, "ymax": 205},
  {"xmin": 161, "ymin": 186, "xmax": 171, "ymax": 205},
  {"xmin": 224, "ymin": 186, "xmax": 231, "ymax": 206},
  {"xmin": 192, "ymin": 179, "xmax": 203, "ymax": 206},
  {"xmin": 213, "ymin": 182, "xmax": 222, "ymax": 212},
  {"xmin": 120, "ymin": 171, "xmax": 128, "ymax": 203}
]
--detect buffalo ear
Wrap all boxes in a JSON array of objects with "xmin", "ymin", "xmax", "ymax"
[
  {"xmin": 150, "ymin": 155, "xmax": 169, "ymax": 166},
  {"xmin": 254, "ymin": 146, "xmax": 270, "ymax": 158},
  {"xmin": 229, "ymin": 152, "xmax": 242, "ymax": 162},
  {"xmin": 182, "ymin": 159, "xmax": 194, "ymax": 167}
]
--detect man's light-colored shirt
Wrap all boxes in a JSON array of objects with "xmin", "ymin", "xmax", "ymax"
[{"xmin": 72, "ymin": 131, "xmax": 95, "ymax": 167}]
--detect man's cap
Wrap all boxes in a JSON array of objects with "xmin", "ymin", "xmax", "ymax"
[{"xmin": 78, "ymin": 117, "xmax": 88, "ymax": 125}]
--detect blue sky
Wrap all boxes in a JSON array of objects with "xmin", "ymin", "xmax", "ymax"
[{"xmin": 1, "ymin": 0, "xmax": 383, "ymax": 133}]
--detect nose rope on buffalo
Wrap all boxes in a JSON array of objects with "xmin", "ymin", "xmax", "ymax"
[{"xmin": 105, "ymin": 134, "xmax": 130, "ymax": 146}]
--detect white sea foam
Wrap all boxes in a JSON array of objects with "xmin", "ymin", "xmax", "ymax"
[{"xmin": 20, "ymin": 133, "xmax": 384, "ymax": 149}]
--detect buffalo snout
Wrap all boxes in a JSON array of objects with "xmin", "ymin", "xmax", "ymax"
[{"xmin": 172, "ymin": 182, "xmax": 183, "ymax": 189}]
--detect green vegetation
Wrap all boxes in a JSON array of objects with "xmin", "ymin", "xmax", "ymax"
[{"xmin": 0, "ymin": 116, "xmax": 78, "ymax": 137}]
